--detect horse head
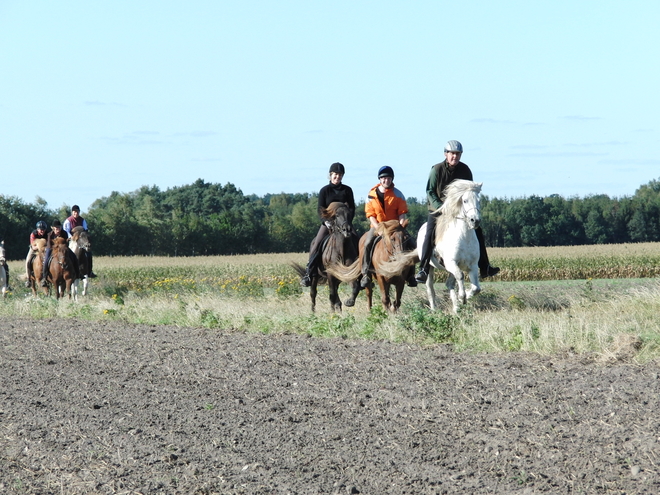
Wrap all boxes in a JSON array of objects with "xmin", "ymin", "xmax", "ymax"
[
  {"xmin": 322, "ymin": 202, "xmax": 352, "ymax": 238},
  {"xmin": 441, "ymin": 179, "xmax": 482, "ymax": 230},
  {"xmin": 71, "ymin": 226, "xmax": 91, "ymax": 251}
]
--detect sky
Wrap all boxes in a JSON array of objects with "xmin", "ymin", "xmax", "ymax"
[{"xmin": 1, "ymin": 1, "xmax": 659, "ymax": 213}]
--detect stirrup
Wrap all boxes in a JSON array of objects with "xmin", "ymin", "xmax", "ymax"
[
  {"xmin": 415, "ymin": 269, "xmax": 428, "ymax": 283},
  {"xmin": 300, "ymin": 275, "xmax": 312, "ymax": 287}
]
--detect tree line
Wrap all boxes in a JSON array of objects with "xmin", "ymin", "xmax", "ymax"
[{"xmin": 1, "ymin": 177, "xmax": 659, "ymax": 258}]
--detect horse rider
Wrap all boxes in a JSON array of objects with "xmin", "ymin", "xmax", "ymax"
[
  {"xmin": 41, "ymin": 220, "xmax": 80, "ymax": 287},
  {"xmin": 416, "ymin": 140, "xmax": 500, "ymax": 283},
  {"xmin": 0, "ymin": 240, "xmax": 12, "ymax": 291},
  {"xmin": 360, "ymin": 166, "xmax": 417, "ymax": 289},
  {"xmin": 300, "ymin": 162, "xmax": 358, "ymax": 287},
  {"xmin": 25, "ymin": 220, "xmax": 48, "ymax": 287},
  {"xmin": 63, "ymin": 204, "xmax": 97, "ymax": 278}
]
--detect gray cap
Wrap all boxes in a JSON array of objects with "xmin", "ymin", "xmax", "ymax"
[{"xmin": 444, "ymin": 140, "xmax": 463, "ymax": 153}]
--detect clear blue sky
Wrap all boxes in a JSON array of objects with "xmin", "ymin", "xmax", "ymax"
[{"xmin": 1, "ymin": 1, "xmax": 658, "ymax": 213}]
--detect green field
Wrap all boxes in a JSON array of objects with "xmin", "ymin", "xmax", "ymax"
[{"xmin": 4, "ymin": 243, "xmax": 660, "ymax": 361}]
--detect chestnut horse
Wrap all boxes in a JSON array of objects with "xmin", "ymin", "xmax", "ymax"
[
  {"xmin": 292, "ymin": 202, "xmax": 361, "ymax": 312},
  {"xmin": 327, "ymin": 220, "xmax": 416, "ymax": 311},
  {"xmin": 46, "ymin": 238, "xmax": 77, "ymax": 300},
  {"xmin": 28, "ymin": 239, "xmax": 47, "ymax": 297}
]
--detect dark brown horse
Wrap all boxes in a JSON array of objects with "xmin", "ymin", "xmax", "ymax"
[
  {"xmin": 69, "ymin": 226, "xmax": 91, "ymax": 296},
  {"xmin": 328, "ymin": 220, "xmax": 416, "ymax": 311},
  {"xmin": 46, "ymin": 238, "xmax": 77, "ymax": 300},
  {"xmin": 293, "ymin": 202, "xmax": 361, "ymax": 312}
]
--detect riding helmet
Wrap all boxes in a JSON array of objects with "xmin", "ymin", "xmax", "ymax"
[
  {"xmin": 444, "ymin": 140, "xmax": 463, "ymax": 153},
  {"xmin": 329, "ymin": 162, "xmax": 345, "ymax": 175},
  {"xmin": 52, "ymin": 220, "xmax": 62, "ymax": 228},
  {"xmin": 36, "ymin": 221, "xmax": 47, "ymax": 230},
  {"xmin": 71, "ymin": 205, "xmax": 80, "ymax": 212},
  {"xmin": 378, "ymin": 166, "xmax": 394, "ymax": 178}
]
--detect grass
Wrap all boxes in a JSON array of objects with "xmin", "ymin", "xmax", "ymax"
[{"xmin": 3, "ymin": 246, "xmax": 660, "ymax": 361}]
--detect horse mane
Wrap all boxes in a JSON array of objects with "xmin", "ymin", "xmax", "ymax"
[
  {"xmin": 435, "ymin": 180, "xmax": 482, "ymax": 244},
  {"xmin": 32, "ymin": 238, "xmax": 47, "ymax": 253},
  {"xmin": 321, "ymin": 201, "xmax": 346, "ymax": 221},
  {"xmin": 375, "ymin": 220, "xmax": 400, "ymax": 251}
]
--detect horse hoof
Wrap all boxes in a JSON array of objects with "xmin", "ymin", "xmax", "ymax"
[{"xmin": 344, "ymin": 298, "xmax": 355, "ymax": 307}]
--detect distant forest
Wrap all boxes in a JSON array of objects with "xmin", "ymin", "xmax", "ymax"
[{"xmin": 2, "ymin": 177, "xmax": 660, "ymax": 258}]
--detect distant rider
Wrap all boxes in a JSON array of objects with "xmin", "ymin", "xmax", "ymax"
[
  {"xmin": 63, "ymin": 204, "xmax": 97, "ymax": 278},
  {"xmin": 25, "ymin": 220, "xmax": 48, "ymax": 288},
  {"xmin": 41, "ymin": 220, "xmax": 80, "ymax": 287}
]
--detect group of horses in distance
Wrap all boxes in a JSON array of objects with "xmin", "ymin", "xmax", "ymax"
[
  {"xmin": 296, "ymin": 179, "xmax": 485, "ymax": 314},
  {"xmin": 27, "ymin": 226, "xmax": 93, "ymax": 300}
]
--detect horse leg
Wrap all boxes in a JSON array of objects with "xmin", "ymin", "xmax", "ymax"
[
  {"xmin": 444, "ymin": 273, "xmax": 460, "ymax": 314},
  {"xmin": 365, "ymin": 284, "xmax": 373, "ymax": 310},
  {"xmin": 378, "ymin": 278, "xmax": 391, "ymax": 312},
  {"xmin": 393, "ymin": 281, "xmax": 405, "ymax": 312},
  {"xmin": 343, "ymin": 280, "xmax": 360, "ymax": 308},
  {"xmin": 329, "ymin": 279, "xmax": 342, "ymax": 313},
  {"xmin": 310, "ymin": 278, "xmax": 318, "ymax": 312},
  {"xmin": 466, "ymin": 264, "xmax": 481, "ymax": 299},
  {"xmin": 425, "ymin": 266, "xmax": 438, "ymax": 311}
]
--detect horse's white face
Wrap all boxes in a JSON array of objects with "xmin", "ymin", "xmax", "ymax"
[{"xmin": 461, "ymin": 190, "xmax": 481, "ymax": 229}]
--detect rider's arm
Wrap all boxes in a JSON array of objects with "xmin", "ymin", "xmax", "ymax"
[
  {"xmin": 426, "ymin": 166, "xmax": 443, "ymax": 211},
  {"xmin": 63, "ymin": 219, "xmax": 72, "ymax": 237}
]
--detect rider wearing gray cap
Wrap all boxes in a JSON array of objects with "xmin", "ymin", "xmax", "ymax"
[{"xmin": 415, "ymin": 140, "xmax": 499, "ymax": 283}]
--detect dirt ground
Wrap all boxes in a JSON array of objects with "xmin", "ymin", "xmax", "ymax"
[{"xmin": 1, "ymin": 317, "xmax": 659, "ymax": 494}]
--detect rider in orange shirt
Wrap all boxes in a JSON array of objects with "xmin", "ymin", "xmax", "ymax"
[{"xmin": 360, "ymin": 166, "xmax": 417, "ymax": 288}]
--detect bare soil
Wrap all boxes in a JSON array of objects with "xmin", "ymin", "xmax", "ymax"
[{"xmin": 1, "ymin": 317, "xmax": 659, "ymax": 494}]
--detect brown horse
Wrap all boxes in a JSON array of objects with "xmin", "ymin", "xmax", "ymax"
[
  {"xmin": 28, "ymin": 239, "xmax": 48, "ymax": 297},
  {"xmin": 69, "ymin": 226, "xmax": 91, "ymax": 296},
  {"xmin": 328, "ymin": 220, "xmax": 416, "ymax": 311},
  {"xmin": 292, "ymin": 202, "xmax": 361, "ymax": 312},
  {"xmin": 46, "ymin": 238, "xmax": 77, "ymax": 299}
]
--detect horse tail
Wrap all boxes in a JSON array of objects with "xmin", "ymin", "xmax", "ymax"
[
  {"xmin": 376, "ymin": 250, "xmax": 419, "ymax": 279},
  {"xmin": 290, "ymin": 262, "xmax": 306, "ymax": 279},
  {"xmin": 325, "ymin": 259, "xmax": 360, "ymax": 283}
]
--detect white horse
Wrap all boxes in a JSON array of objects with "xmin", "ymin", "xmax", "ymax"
[
  {"xmin": 422, "ymin": 179, "xmax": 483, "ymax": 312},
  {"xmin": 380, "ymin": 179, "xmax": 483, "ymax": 313},
  {"xmin": 0, "ymin": 240, "xmax": 7, "ymax": 298}
]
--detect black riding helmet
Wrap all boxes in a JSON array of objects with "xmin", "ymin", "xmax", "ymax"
[
  {"xmin": 378, "ymin": 166, "xmax": 394, "ymax": 178},
  {"xmin": 329, "ymin": 162, "xmax": 345, "ymax": 175},
  {"xmin": 36, "ymin": 221, "xmax": 47, "ymax": 230}
]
